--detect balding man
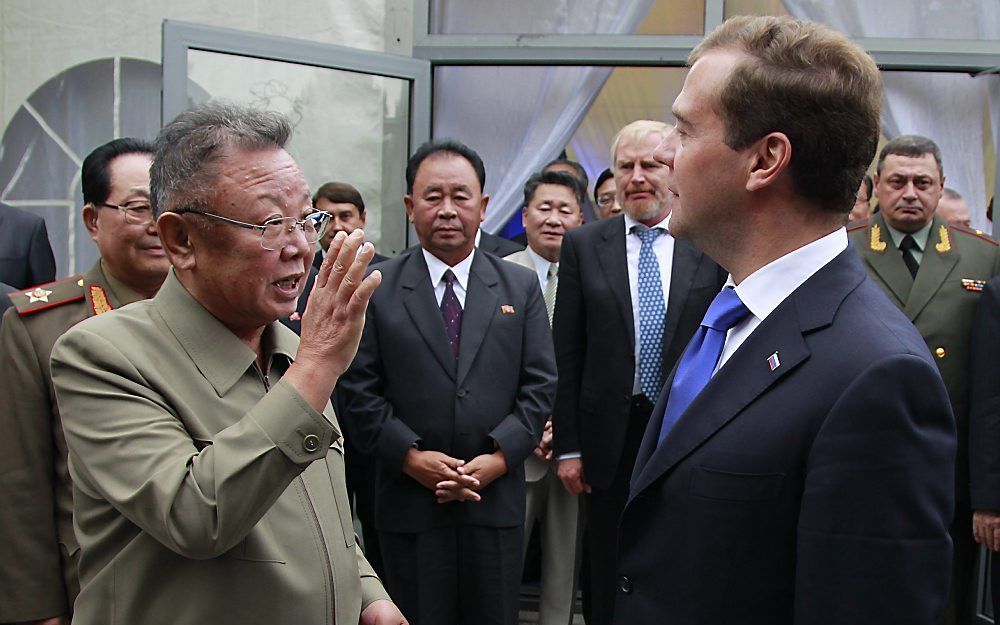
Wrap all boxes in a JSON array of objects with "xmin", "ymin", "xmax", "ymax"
[{"xmin": 49, "ymin": 103, "xmax": 403, "ymax": 625}]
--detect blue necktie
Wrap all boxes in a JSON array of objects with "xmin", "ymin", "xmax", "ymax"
[
  {"xmin": 658, "ymin": 287, "xmax": 751, "ymax": 444},
  {"xmin": 633, "ymin": 225, "xmax": 666, "ymax": 400},
  {"xmin": 440, "ymin": 269, "xmax": 463, "ymax": 358}
]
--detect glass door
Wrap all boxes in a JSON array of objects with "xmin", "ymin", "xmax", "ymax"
[{"xmin": 162, "ymin": 21, "xmax": 430, "ymax": 255}]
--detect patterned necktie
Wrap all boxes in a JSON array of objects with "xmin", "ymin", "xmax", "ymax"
[
  {"xmin": 899, "ymin": 235, "xmax": 920, "ymax": 278},
  {"xmin": 440, "ymin": 269, "xmax": 463, "ymax": 358},
  {"xmin": 633, "ymin": 225, "xmax": 667, "ymax": 400},
  {"xmin": 543, "ymin": 263, "xmax": 558, "ymax": 327},
  {"xmin": 658, "ymin": 286, "xmax": 751, "ymax": 444}
]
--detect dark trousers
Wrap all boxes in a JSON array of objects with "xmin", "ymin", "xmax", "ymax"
[
  {"xmin": 344, "ymin": 438, "xmax": 382, "ymax": 576},
  {"xmin": 582, "ymin": 395, "xmax": 653, "ymax": 625},
  {"xmin": 941, "ymin": 504, "xmax": 975, "ymax": 624},
  {"xmin": 380, "ymin": 524, "xmax": 524, "ymax": 625}
]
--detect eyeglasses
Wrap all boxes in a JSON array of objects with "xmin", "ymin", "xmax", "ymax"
[
  {"xmin": 97, "ymin": 200, "xmax": 154, "ymax": 225},
  {"xmin": 174, "ymin": 208, "xmax": 331, "ymax": 251},
  {"xmin": 596, "ymin": 193, "xmax": 617, "ymax": 208}
]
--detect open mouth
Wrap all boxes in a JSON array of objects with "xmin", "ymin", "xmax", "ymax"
[{"xmin": 273, "ymin": 274, "xmax": 303, "ymax": 295}]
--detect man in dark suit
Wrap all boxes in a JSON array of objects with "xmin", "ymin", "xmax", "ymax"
[
  {"xmin": 338, "ymin": 139, "xmax": 557, "ymax": 625},
  {"xmin": 310, "ymin": 181, "xmax": 388, "ymax": 270},
  {"xmin": 614, "ymin": 16, "xmax": 955, "ymax": 625},
  {"xmin": 552, "ymin": 119, "xmax": 725, "ymax": 625},
  {"xmin": 0, "ymin": 204, "xmax": 57, "ymax": 289}
]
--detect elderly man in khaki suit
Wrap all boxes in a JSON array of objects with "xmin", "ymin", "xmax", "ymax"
[
  {"xmin": 49, "ymin": 103, "xmax": 405, "ymax": 625},
  {"xmin": 0, "ymin": 138, "xmax": 167, "ymax": 625},
  {"xmin": 847, "ymin": 134, "xmax": 1000, "ymax": 625},
  {"xmin": 505, "ymin": 169, "xmax": 585, "ymax": 625}
]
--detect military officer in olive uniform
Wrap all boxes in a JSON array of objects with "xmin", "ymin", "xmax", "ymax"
[
  {"xmin": 0, "ymin": 138, "xmax": 168, "ymax": 624},
  {"xmin": 847, "ymin": 134, "xmax": 1000, "ymax": 625}
]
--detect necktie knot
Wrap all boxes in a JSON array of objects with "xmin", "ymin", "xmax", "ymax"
[
  {"xmin": 443, "ymin": 269, "xmax": 457, "ymax": 286},
  {"xmin": 899, "ymin": 235, "xmax": 919, "ymax": 252},
  {"xmin": 547, "ymin": 263, "xmax": 558, "ymax": 279},
  {"xmin": 633, "ymin": 225, "xmax": 663, "ymax": 245},
  {"xmin": 702, "ymin": 287, "xmax": 751, "ymax": 333}
]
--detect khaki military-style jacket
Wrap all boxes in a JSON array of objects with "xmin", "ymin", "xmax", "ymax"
[
  {"xmin": 0, "ymin": 261, "xmax": 142, "ymax": 622},
  {"xmin": 49, "ymin": 270, "xmax": 388, "ymax": 625}
]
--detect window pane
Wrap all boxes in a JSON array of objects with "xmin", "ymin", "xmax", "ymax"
[{"xmin": 186, "ymin": 50, "xmax": 411, "ymax": 254}]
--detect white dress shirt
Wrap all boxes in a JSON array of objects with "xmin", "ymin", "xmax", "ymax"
[
  {"xmin": 623, "ymin": 212, "xmax": 675, "ymax": 393},
  {"xmin": 716, "ymin": 227, "xmax": 848, "ymax": 373},
  {"xmin": 525, "ymin": 246, "xmax": 556, "ymax": 293},
  {"xmin": 422, "ymin": 248, "xmax": 475, "ymax": 307}
]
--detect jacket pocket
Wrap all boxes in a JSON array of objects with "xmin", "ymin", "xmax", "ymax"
[{"xmin": 689, "ymin": 466, "xmax": 784, "ymax": 502}]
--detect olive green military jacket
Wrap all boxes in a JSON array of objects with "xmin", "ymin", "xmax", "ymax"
[
  {"xmin": 0, "ymin": 261, "xmax": 142, "ymax": 622},
  {"xmin": 49, "ymin": 270, "xmax": 388, "ymax": 625},
  {"xmin": 848, "ymin": 212, "xmax": 1000, "ymax": 500}
]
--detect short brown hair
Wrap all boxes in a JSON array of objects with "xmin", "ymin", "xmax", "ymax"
[
  {"xmin": 876, "ymin": 134, "xmax": 943, "ymax": 178},
  {"xmin": 312, "ymin": 181, "xmax": 365, "ymax": 214},
  {"xmin": 690, "ymin": 15, "xmax": 882, "ymax": 213}
]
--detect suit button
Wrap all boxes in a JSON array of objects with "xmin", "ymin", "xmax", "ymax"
[
  {"xmin": 619, "ymin": 576, "xmax": 632, "ymax": 594},
  {"xmin": 934, "ymin": 347, "xmax": 946, "ymax": 359},
  {"xmin": 302, "ymin": 434, "xmax": 321, "ymax": 452},
  {"xmin": 457, "ymin": 389, "xmax": 468, "ymax": 398}
]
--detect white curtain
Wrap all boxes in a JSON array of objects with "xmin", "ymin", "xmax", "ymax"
[
  {"xmin": 431, "ymin": 0, "xmax": 655, "ymax": 232},
  {"xmin": 782, "ymin": 0, "xmax": 1000, "ymax": 233}
]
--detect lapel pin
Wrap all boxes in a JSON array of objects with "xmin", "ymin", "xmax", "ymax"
[
  {"xmin": 501, "ymin": 304, "xmax": 515, "ymax": 315},
  {"xmin": 767, "ymin": 351, "xmax": 780, "ymax": 371}
]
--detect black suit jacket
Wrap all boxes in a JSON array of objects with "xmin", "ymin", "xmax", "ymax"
[
  {"xmin": 551, "ymin": 215, "xmax": 725, "ymax": 489},
  {"xmin": 338, "ymin": 249, "xmax": 556, "ymax": 533},
  {"xmin": 0, "ymin": 205, "xmax": 56, "ymax": 289},
  {"xmin": 479, "ymin": 231, "xmax": 525, "ymax": 257},
  {"xmin": 313, "ymin": 248, "xmax": 388, "ymax": 271},
  {"xmin": 615, "ymin": 249, "xmax": 955, "ymax": 625},
  {"xmin": 970, "ymin": 276, "xmax": 1000, "ymax": 510}
]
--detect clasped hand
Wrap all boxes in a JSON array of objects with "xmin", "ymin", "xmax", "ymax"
[{"xmin": 402, "ymin": 448, "xmax": 508, "ymax": 504}]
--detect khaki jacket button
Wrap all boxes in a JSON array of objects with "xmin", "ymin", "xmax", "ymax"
[{"xmin": 303, "ymin": 434, "xmax": 321, "ymax": 452}]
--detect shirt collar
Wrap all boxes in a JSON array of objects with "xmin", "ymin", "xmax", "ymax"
[
  {"xmin": 154, "ymin": 270, "xmax": 299, "ymax": 396},
  {"xmin": 728, "ymin": 227, "xmax": 848, "ymax": 322},
  {"xmin": 884, "ymin": 218, "xmax": 934, "ymax": 252},
  {"xmin": 422, "ymin": 247, "xmax": 475, "ymax": 291},
  {"xmin": 624, "ymin": 211, "xmax": 672, "ymax": 236},
  {"xmin": 526, "ymin": 245, "xmax": 555, "ymax": 280}
]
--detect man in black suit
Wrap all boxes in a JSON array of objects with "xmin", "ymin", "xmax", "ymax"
[
  {"xmin": 310, "ymin": 181, "xmax": 388, "ymax": 269},
  {"xmin": 0, "ymin": 204, "xmax": 57, "ymax": 289},
  {"xmin": 338, "ymin": 139, "xmax": 557, "ymax": 625},
  {"xmin": 614, "ymin": 16, "xmax": 954, "ymax": 625},
  {"xmin": 970, "ymin": 276, "xmax": 1000, "ymax": 613},
  {"xmin": 551, "ymin": 119, "xmax": 725, "ymax": 625}
]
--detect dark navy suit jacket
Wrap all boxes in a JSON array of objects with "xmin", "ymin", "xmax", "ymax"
[
  {"xmin": 0, "ymin": 205, "xmax": 56, "ymax": 289},
  {"xmin": 614, "ymin": 249, "xmax": 955, "ymax": 625}
]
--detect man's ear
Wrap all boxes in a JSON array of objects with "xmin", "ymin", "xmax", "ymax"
[
  {"xmin": 404, "ymin": 195, "xmax": 415, "ymax": 223},
  {"xmin": 521, "ymin": 206, "xmax": 528, "ymax": 229},
  {"xmin": 746, "ymin": 132, "xmax": 792, "ymax": 193},
  {"xmin": 82, "ymin": 204, "xmax": 100, "ymax": 241},
  {"xmin": 479, "ymin": 194, "xmax": 489, "ymax": 222},
  {"xmin": 156, "ymin": 213, "xmax": 196, "ymax": 270}
]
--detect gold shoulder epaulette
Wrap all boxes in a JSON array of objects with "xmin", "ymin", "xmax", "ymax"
[
  {"xmin": 10, "ymin": 275, "xmax": 85, "ymax": 316},
  {"xmin": 948, "ymin": 224, "xmax": 998, "ymax": 246}
]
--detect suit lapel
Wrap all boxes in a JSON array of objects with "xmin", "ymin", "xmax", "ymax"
[
  {"xmin": 457, "ymin": 252, "xmax": 499, "ymax": 385},
  {"xmin": 861, "ymin": 212, "xmax": 912, "ymax": 305},
  {"xmin": 661, "ymin": 240, "xmax": 700, "ymax": 362},
  {"xmin": 629, "ymin": 250, "xmax": 863, "ymax": 501},
  {"xmin": 401, "ymin": 252, "xmax": 456, "ymax": 380},
  {"xmin": 631, "ymin": 303, "xmax": 810, "ymax": 498},
  {"xmin": 595, "ymin": 217, "xmax": 635, "ymax": 350},
  {"xmin": 905, "ymin": 218, "xmax": 959, "ymax": 320}
]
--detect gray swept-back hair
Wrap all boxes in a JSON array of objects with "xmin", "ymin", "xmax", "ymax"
[{"xmin": 150, "ymin": 101, "xmax": 291, "ymax": 218}]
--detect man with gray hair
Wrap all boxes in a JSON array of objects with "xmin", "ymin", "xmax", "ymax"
[{"xmin": 49, "ymin": 102, "xmax": 406, "ymax": 625}]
